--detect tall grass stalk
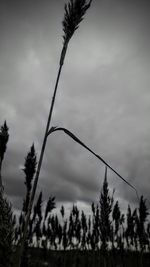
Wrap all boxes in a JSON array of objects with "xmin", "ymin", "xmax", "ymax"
[
  {"xmin": 17, "ymin": 1, "xmax": 93, "ymax": 266},
  {"xmin": 0, "ymin": 121, "xmax": 9, "ymax": 189}
]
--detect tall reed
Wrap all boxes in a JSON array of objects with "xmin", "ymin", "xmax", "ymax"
[
  {"xmin": 0, "ymin": 121, "xmax": 9, "ymax": 189},
  {"xmin": 17, "ymin": 1, "xmax": 93, "ymax": 266}
]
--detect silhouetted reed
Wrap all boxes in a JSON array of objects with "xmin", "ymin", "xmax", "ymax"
[
  {"xmin": 0, "ymin": 125, "xmax": 150, "ymax": 267},
  {"xmin": 0, "ymin": 0, "xmax": 144, "ymax": 265},
  {"xmin": 13, "ymin": 159, "xmax": 150, "ymax": 267},
  {"xmin": 0, "ymin": 121, "xmax": 9, "ymax": 188},
  {"xmin": 17, "ymin": 1, "xmax": 93, "ymax": 266}
]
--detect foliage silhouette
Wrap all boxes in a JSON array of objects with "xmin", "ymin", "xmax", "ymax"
[
  {"xmin": 1, "ymin": 0, "xmax": 150, "ymax": 266},
  {"xmin": 0, "ymin": 122, "xmax": 14, "ymax": 267},
  {"xmin": 0, "ymin": 121, "xmax": 9, "ymax": 188},
  {"xmin": 0, "ymin": 127, "xmax": 150, "ymax": 267},
  {"xmin": 0, "ymin": 189, "xmax": 15, "ymax": 267},
  {"xmin": 99, "ymin": 167, "xmax": 113, "ymax": 251},
  {"xmin": 22, "ymin": 144, "xmax": 37, "ymax": 215}
]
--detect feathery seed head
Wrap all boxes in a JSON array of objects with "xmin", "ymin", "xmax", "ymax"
[{"xmin": 62, "ymin": 0, "xmax": 92, "ymax": 43}]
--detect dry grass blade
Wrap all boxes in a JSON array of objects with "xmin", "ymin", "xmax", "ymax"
[
  {"xmin": 62, "ymin": 0, "xmax": 93, "ymax": 43},
  {"xmin": 47, "ymin": 126, "xmax": 139, "ymax": 202}
]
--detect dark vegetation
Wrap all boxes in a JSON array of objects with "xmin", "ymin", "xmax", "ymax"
[{"xmin": 0, "ymin": 121, "xmax": 150, "ymax": 267}]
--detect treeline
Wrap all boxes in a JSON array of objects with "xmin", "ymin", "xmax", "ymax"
[{"xmin": 1, "ymin": 122, "xmax": 150, "ymax": 267}]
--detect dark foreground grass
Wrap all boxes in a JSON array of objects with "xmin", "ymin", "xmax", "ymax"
[{"xmin": 12, "ymin": 248, "xmax": 150, "ymax": 267}]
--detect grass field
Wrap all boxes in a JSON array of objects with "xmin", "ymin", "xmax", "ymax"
[{"xmin": 12, "ymin": 248, "xmax": 150, "ymax": 267}]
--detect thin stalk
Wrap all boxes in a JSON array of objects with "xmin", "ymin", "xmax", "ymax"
[
  {"xmin": 17, "ymin": 0, "xmax": 92, "ymax": 265},
  {"xmin": 0, "ymin": 121, "xmax": 9, "ymax": 189},
  {"xmin": 0, "ymin": 159, "xmax": 2, "ymax": 188},
  {"xmin": 16, "ymin": 42, "xmax": 67, "ymax": 267}
]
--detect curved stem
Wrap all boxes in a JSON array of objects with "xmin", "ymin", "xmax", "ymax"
[{"xmin": 47, "ymin": 126, "xmax": 139, "ymax": 202}]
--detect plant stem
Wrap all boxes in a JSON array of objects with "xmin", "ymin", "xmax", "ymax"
[
  {"xmin": 17, "ymin": 41, "xmax": 68, "ymax": 267},
  {"xmin": 16, "ymin": 0, "xmax": 93, "ymax": 263},
  {"xmin": 0, "ymin": 159, "xmax": 2, "ymax": 188}
]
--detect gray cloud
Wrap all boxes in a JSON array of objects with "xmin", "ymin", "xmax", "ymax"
[{"xmin": 1, "ymin": 0, "xmax": 150, "ymax": 213}]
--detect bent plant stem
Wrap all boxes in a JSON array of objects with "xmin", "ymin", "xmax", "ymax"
[
  {"xmin": 47, "ymin": 126, "xmax": 139, "ymax": 202},
  {"xmin": 17, "ymin": 42, "xmax": 68, "ymax": 267},
  {"xmin": 16, "ymin": 1, "xmax": 93, "ymax": 265}
]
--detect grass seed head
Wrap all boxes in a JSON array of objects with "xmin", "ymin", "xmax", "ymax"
[{"xmin": 62, "ymin": 0, "xmax": 92, "ymax": 43}]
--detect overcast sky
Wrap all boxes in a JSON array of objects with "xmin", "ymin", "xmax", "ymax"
[{"xmin": 0, "ymin": 0, "xmax": 150, "ymax": 214}]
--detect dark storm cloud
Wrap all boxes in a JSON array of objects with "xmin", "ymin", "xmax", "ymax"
[{"xmin": 0, "ymin": 0, "xmax": 150, "ymax": 212}]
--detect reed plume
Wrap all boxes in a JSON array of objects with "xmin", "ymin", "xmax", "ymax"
[
  {"xmin": 60, "ymin": 0, "xmax": 92, "ymax": 66},
  {"xmin": 63, "ymin": 0, "xmax": 92, "ymax": 42},
  {"xmin": 17, "ymin": 1, "xmax": 92, "ymax": 266}
]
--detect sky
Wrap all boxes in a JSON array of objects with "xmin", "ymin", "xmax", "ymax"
[{"xmin": 0, "ymin": 0, "xmax": 150, "ymax": 214}]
